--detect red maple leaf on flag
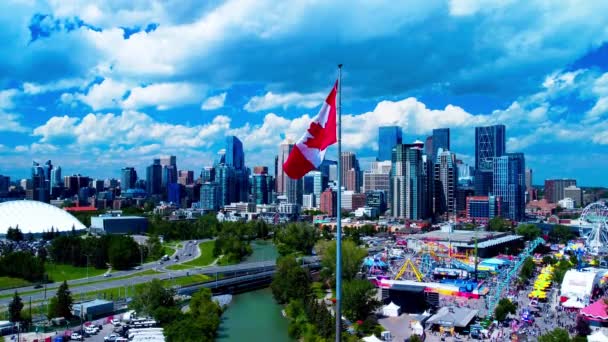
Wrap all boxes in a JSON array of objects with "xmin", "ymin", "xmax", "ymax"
[{"xmin": 304, "ymin": 121, "xmax": 336, "ymax": 150}]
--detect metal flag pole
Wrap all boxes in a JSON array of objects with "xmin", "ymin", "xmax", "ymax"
[{"xmin": 335, "ymin": 63, "xmax": 343, "ymax": 341}]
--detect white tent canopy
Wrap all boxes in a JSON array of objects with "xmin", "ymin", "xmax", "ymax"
[
  {"xmin": 560, "ymin": 270, "xmax": 600, "ymax": 301},
  {"xmin": 588, "ymin": 329, "xmax": 608, "ymax": 342},
  {"xmin": 562, "ymin": 297, "xmax": 586, "ymax": 309},
  {"xmin": 362, "ymin": 335, "xmax": 384, "ymax": 342},
  {"xmin": 382, "ymin": 302, "xmax": 401, "ymax": 317}
]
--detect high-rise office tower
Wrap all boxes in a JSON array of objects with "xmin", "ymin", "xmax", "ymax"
[
  {"xmin": 391, "ymin": 142, "xmax": 425, "ymax": 219},
  {"xmin": 341, "ymin": 152, "xmax": 361, "ymax": 192},
  {"xmin": 276, "ymin": 141, "xmax": 292, "ymax": 194},
  {"xmin": 363, "ymin": 161, "xmax": 391, "ymax": 194},
  {"xmin": 0, "ymin": 175, "xmax": 9, "ymax": 195},
  {"xmin": 276, "ymin": 140, "xmax": 302, "ymax": 204},
  {"xmin": 146, "ymin": 159, "xmax": 162, "ymax": 195},
  {"xmin": 432, "ymin": 128, "xmax": 450, "ymax": 159},
  {"xmin": 377, "ymin": 126, "xmax": 403, "ymax": 161},
  {"xmin": 424, "ymin": 136, "xmax": 433, "ymax": 157},
  {"xmin": 421, "ymin": 154, "xmax": 434, "ymax": 218},
  {"xmin": 201, "ymin": 167, "xmax": 215, "ymax": 183},
  {"xmin": 493, "ymin": 153, "xmax": 525, "ymax": 221},
  {"xmin": 215, "ymin": 164, "xmax": 235, "ymax": 206},
  {"xmin": 250, "ymin": 169, "xmax": 274, "ymax": 205},
  {"xmin": 93, "ymin": 179, "xmax": 105, "ymax": 193},
  {"xmin": 319, "ymin": 159, "xmax": 337, "ymax": 180},
  {"xmin": 225, "ymin": 136, "xmax": 245, "ymax": 170},
  {"xmin": 43, "ymin": 160, "xmax": 53, "ymax": 182},
  {"xmin": 200, "ymin": 182, "xmax": 220, "ymax": 210},
  {"xmin": 525, "ymin": 169, "xmax": 533, "ymax": 190},
  {"xmin": 178, "ymin": 170, "xmax": 194, "ymax": 185},
  {"xmin": 29, "ymin": 161, "xmax": 49, "ymax": 202},
  {"xmin": 434, "ymin": 149, "xmax": 457, "ymax": 218},
  {"xmin": 160, "ymin": 156, "xmax": 177, "ymax": 186},
  {"xmin": 121, "ymin": 167, "xmax": 137, "ymax": 190},
  {"xmin": 320, "ymin": 189, "xmax": 337, "ymax": 217},
  {"xmin": 475, "ymin": 125, "xmax": 506, "ymax": 171},
  {"xmin": 50, "ymin": 166, "xmax": 62, "ymax": 188},
  {"xmin": 544, "ymin": 179, "xmax": 577, "ymax": 203}
]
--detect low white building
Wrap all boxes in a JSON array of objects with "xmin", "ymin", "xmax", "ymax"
[
  {"xmin": 354, "ymin": 206, "xmax": 378, "ymax": 218},
  {"xmin": 558, "ymin": 197, "xmax": 575, "ymax": 210}
]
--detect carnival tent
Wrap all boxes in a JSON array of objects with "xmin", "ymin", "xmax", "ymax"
[
  {"xmin": 580, "ymin": 299, "xmax": 608, "ymax": 321},
  {"xmin": 562, "ymin": 297, "xmax": 586, "ymax": 309},
  {"xmin": 588, "ymin": 329, "xmax": 608, "ymax": 342},
  {"xmin": 560, "ymin": 270, "xmax": 600, "ymax": 301},
  {"xmin": 382, "ymin": 302, "xmax": 401, "ymax": 317},
  {"xmin": 362, "ymin": 335, "xmax": 384, "ymax": 342}
]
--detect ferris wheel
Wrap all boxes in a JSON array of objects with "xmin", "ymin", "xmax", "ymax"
[{"xmin": 580, "ymin": 202, "xmax": 608, "ymax": 254}]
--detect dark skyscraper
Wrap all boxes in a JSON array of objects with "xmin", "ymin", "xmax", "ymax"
[
  {"xmin": 475, "ymin": 125, "xmax": 506, "ymax": 171},
  {"xmin": 146, "ymin": 159, "xmax": 162, "ymax": 195},
  {"xmin": 225, "ymin": 136, "xmax": 245, "ymax": 170},
  {"xmin": 493, "ymin": 153, "xmax": 525, "ymax": 221},
  {"xmin": 377, "ymin": 126, "xmax": 403, "ymax": 161},
  {"xmin": 432, "ymin": 128, "xmax": 450, "ymax": 159},
  {"xmin": 391, "ymin": 143, "xmax": 425, "ymax": 219},
  {"xmin": 121, "ymin": 167, "xmax": 138, "ymax": 190}
]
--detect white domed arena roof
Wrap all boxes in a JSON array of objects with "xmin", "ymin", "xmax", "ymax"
[{"xmin": 0, "ymin": 200, "xmax": 86, "ymax": 234}]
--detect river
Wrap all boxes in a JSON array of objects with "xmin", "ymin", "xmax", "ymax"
[{"xmin": 216, "ymin": 240, "xmax": 292, "ymax": 342}]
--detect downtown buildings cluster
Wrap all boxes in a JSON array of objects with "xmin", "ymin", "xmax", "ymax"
[{"xmin": 0, "ymin": 123, "xmax": 588, "ymax": 224}]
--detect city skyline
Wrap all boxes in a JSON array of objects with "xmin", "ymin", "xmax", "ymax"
[{"xmin": 1, "ymin": 2, "xmax": 608, "ymax": 185}]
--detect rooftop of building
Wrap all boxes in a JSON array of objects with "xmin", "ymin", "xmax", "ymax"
[
  {"xmin": 93, "ymin": 215, "xmax": 147, "ymax": 220},
  {"xmin": 414, "ymin": 229, "xmax": 522, "ymax": 247}
]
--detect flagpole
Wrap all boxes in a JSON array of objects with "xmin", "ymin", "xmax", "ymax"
[{"xmin": 335, "ymin": 63, "xmax": 343, "ymax": 341}]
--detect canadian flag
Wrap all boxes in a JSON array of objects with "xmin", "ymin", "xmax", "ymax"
[{"xmin": 283, "ymin": 80, "xmax": 338, "ymax": 179}]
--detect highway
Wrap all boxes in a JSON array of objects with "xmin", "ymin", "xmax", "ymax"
[{"xmin": 0, "ymin": 239, "xmax": 319, "ymax": 306}]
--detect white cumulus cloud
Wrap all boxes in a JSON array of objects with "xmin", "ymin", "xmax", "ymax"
[
  {"xmin": 201, "ymin": 92, "xmax": 227, "ymax": 110},
  {"xmin": 244, "ymin": 91, "xmax": 325, "ymax": 112}
]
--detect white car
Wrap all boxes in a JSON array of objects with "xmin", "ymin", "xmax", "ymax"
[
  {"xmin": 85, "ymin": 326, "xmax": 98, "ymax": 334},
  {"xmin": 104, "ymin": 273, "xmax": 112, "ymax": 277},
  {"xmin": 70, "ymin": 332, "xmax": 83, "ymax": 340},
  {"xmin": 104, "ymin": 334, "xmax": 119, "ymax": 341},
  {"xmin": 111, "ymin": 319, "xmax": 121, "ymax": 326}
]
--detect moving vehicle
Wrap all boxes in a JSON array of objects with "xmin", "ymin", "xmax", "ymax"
[
  {"xmin": 161, "ymin": 255, "xmax": 170, "ymax": 261},
  {"xmin": 111, "ymin": 319, "xmax": 121, "ymax": 326},
  {"xmin": 104, "ymin": 272, "xmax": 112, "ymax": 277}
]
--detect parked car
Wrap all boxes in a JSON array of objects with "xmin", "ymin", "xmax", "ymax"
[
  {"xmin": 111, "ymin": 319, "xmax": 121, "ymax": 326},
  {"xmin": 70, "ymin": 332, "xmax": 82, "ymax": 341},
  {"xmin": 104, "ymin": 334, "xmax": 119, "ymax": 342}
]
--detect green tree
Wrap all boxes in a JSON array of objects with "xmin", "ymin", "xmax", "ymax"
[
  {"xmin": 494, "ymin": 298, "xmax": 517, "ymax": 322},
  {"xmin": 165, "ymin": 317, "xmax": 213, "ymax": 342},
  {"xmin": 538, "ymin": 328, "xmax": 571, "ymax": 342},
  {"xmin": 6, "ymin": 227, "xmax": 24, "ymax": 241},
  {"xmin": 130, "ymin": 279, "xmax": 175, "ymax": 317},
  {"xmin": 516, "ymin": 224, "xmax": 542, "ymax": 241},
  {"xmin": 549, "ymin": 225, "xmax": 575, "ymax": 244},
  {"xmin": 54, "ymin": 281, "xmax": 73, "ymax": 319},
  {"xmin": 519, "ymin": 257, "xmax": 536, "ymax": 282},
  {"xmin": 108, "ymin": 235, "xmax": 140, "ymax": 269},
  {"xmin": 8, "ymin": 292, "xmax": 23, "ymax": 323},
  {"xmin": 319, "ymin": 240, "xmax": 367, "ymax": 283},
  {"xmin": 542, "ymin": 255, "xmax": 556, "ymax": 265},
  {"xmin": 342, "ymin": 279, "xmax": 381, "ymax": 321},
  {"xmin": 47, "ymin": 297, "xmax": 59, "ymax": 319},
  {"xmin": 409, "ymin": 335, "xmax": 424, "ymax": 342},
  {"xmin": 488, "ymin": 217, "xmax": 511, "ymax": 232},
  {"xmin": 274, "ymin": 223, "xmax": 319, "ymax": 256},
  {"xmin": 147, "ymin": 235, "xmax": 164, "ymax": 260},
  {"xmin": 271, "ymin": 256, "xmax": 311, "ymax": 304}
]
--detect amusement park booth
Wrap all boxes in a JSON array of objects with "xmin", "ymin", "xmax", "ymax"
[
  {"xmin": 409, "ymin": 229, "xmax": 523, "ymax": 258},
  {"xmin": 426, "ymin": 306, "xmax": 478, "ymax": 335},
  {"xmin": 580, "ymin": 299, "xmax": 608, "ymax": 328},
  {"xmin": 385, "ymin": 283, "xmax": 429, "ymax": 314}
]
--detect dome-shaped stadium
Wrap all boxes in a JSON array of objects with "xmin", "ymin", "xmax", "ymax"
[{"xmin": 0, "ymin": 200, "xmax": 86, "ymax": 234}]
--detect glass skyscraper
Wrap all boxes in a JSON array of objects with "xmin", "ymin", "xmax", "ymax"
[
  {"xmin": 377, "ymin": 126, "xmax": 403, "ymax": 161},
  {"xmin": 121, "ymin": 167, "xmax": 137, "ymax": 190},
  {"xmin": 492, "ymin": 153, "xmax": 525, "ymax": 221},
  {"xmin": 475, "ymin": 125, "xmax": 506, "ymax": 171},
  {"xmin": 390, "ymin": 143, "xmax": 425, "ymax": 219},
  {"xmin": 432, "ymin": 128, "xmax": 450, "ymax": 159},
  {"xmin": 225, "ymin": 136, "xmax": 245, "ymax": 170},
  {"xmin": 434, "ymin": 149, "xmax": 457, "ymax": 218},
  {"xmin": 146, "ymin": 159, "xmax": 162, "ymax": 195}
]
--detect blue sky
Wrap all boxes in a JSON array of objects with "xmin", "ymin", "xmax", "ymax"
[{"xmin": 1, "ymin": 1, "xmax": 608, "ymax": 186}]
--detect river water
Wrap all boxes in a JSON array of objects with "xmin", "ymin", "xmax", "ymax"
[{"xmin": 216, "ymin": 240, "xmax": 292, "ymax": 342}]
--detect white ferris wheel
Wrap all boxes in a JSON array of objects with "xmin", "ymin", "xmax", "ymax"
[{"xmin": 579, "ymin": 202, "xmax": 608, "ymax": 254}]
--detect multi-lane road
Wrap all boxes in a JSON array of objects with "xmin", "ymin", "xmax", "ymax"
[{"xmin": 0, "ymin": 239, "xmax": 319, "ymax": 306}]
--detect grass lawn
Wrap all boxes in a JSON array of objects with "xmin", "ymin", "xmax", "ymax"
[
  {"xmin": 217, "ymin": 256, "xmax": 238, "ymax": 266},
  {"xmin": 0, "ymin": 276, "xmax": 31, "ymax": 290},
  {"xmin": 162, "ymin": 274, "xmax": 212, "ymax": 287},
  {"xmin": 46, "ymin": 263, "xmax": 107, "ymax": 282},
  {"xmin": 165, "ymin": 264, "xmax": 193, "ymax": 271},
  {"xmin": 182, "ymin": 241, "xmax": 215, "ymax": 267}
]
